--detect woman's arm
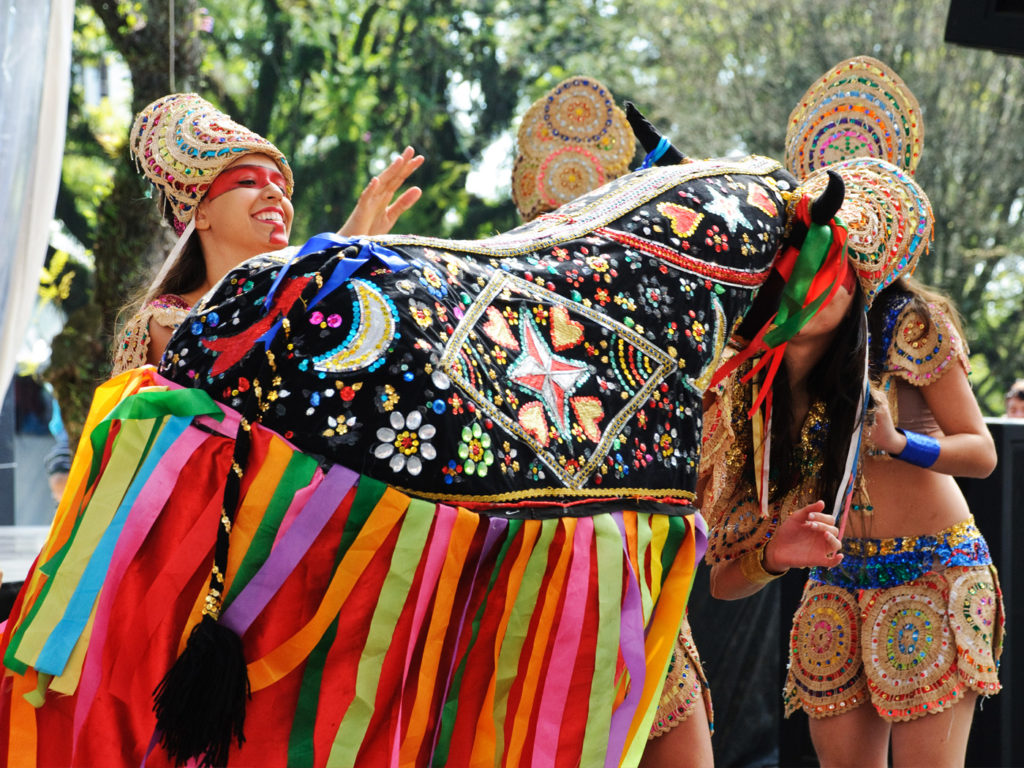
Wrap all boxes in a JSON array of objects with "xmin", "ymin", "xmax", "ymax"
[
  {"xmin": 337, "ymin": 146, "xmax": 425, "ymax": 237},
  {"xmin": 708, "ymin": 501, "xmax": 843, "ymax": 600},
  {"xmin": 866, "ymin": 365, "xmax": 996, "ymax": 478}
]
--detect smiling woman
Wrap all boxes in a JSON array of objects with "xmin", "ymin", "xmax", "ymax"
[{"xmin": 112, "ymin": 93, "xmax": 423, "ymax": 375}]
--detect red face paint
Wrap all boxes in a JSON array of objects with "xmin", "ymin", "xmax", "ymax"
[{"xmin": 206, "ymin": 164, "xmax": 289, "ymax": 202}]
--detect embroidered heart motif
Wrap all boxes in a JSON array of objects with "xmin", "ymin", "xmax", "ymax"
[
  {"xmin": 518, "ymin": 401, "xmax": 550, "ymax": 447},
  {"xmin": 482, "ymin": 306, "xmax": 519, "ymax": 350},
  {"xmin": 549, "ymin": 304, "xmax": 584, "ymax": 351},
  {"xmin": 747, "ymin": 183, "xmax": 778, "ymax": 217},
  {"xmin": 656, "ymin": 202, "xmax": 703, "ymax": 239},
  {"xmin": 570, "ymin": 396, "xmax": 604, "ymax": 442}
]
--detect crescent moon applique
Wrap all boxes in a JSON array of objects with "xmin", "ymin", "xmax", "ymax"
[{"xmin": 313, "ymin": 278, "xmax": 397, "ymax": 374}]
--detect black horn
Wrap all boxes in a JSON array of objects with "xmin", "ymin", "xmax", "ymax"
[
  {"xmin": 624, "ymin": 101, "xmax": 686, "ymax": 166},
  {"xmin": 810, "ymin": 169, "xmax": 845, "ymax": 225}
]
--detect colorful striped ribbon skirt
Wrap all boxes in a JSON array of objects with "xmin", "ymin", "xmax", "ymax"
[{"xmin": 0, "ymin": 368, "xmax": 701, "ymax": 767}]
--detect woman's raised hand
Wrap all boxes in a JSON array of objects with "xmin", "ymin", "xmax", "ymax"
[
  {"xmin": 338, "ymin": 146, "xmax": 425, "ymax": 237},
  {"xmin": 763, "ymin": 500, "xmax": 844, "ymax": 572}
]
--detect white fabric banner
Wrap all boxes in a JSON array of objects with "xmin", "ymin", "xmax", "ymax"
[{"xmin": 0, "ymin": 0, "xmax": 74, "ymax": 404}]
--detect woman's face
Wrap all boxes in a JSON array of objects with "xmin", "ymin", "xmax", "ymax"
[{"xmin": 196, "ymin": 153, "xmax": 294, "ymax": 254}]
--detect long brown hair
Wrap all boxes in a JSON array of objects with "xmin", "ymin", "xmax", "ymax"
[{"xmin": 114, "ymin": 199, "xmax": 207, "ymax": 352}]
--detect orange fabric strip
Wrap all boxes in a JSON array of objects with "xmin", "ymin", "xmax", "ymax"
[
  {"xmin": 399, "ymin": 507, "xmax": 479, "ymax": 764},
  {"xmin": 246, "ymin": 487, "xmax": 410, "ymax": 691},
  {"xmin": 467, "ymin": 523, "xmax": 541, "ymax": 766},
  {"xmin": 505, "ymin": 517, "xmax": 577, "ymax": 767}
]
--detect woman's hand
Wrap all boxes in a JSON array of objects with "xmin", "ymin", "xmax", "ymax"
[
  {"xmin": 337, "ymin": 146, "xmax": 425, "ymax": 237},
  {"xmin": 864, "ymin": 386, "xmax": 906, "ymax": 455},
  {"xmin": 763, "ymin": 500, "xmax": 843, "ymax": 572}
]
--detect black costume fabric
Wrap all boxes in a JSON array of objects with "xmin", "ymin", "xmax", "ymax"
[{"xmin": 161, "ymin": 158, "xmax": 795, "ymax": 516}]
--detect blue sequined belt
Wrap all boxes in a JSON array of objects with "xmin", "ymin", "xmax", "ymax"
[{"xmin": 809, "ymin": 516, "xmax": 992, "ymax": 590}]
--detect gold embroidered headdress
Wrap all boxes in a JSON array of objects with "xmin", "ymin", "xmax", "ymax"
[
  {"xmin": 130, "ymin": 93, "xmax": 294, "ymax": 229},
  {"xmin": 512, "ymin": 76, "xmax": 635, "ymax": 221}
]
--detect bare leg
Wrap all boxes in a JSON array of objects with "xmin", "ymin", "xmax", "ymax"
[
  {"xmin": 808, "ymin": 704, "xmax": 890, "ymax": 768},
  {"xmin": 639, "ymin": 697, "xmax": 714, "ymax": 768},
  {"xmin": 890, "ymin": 692, "xmax": 978, "ymax": 768}
]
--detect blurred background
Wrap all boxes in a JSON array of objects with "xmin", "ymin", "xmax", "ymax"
[{"xmin": 0, "ymin": 3, "xmax": 1022, "ymax": 763}]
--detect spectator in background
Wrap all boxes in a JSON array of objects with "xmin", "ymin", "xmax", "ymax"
[{"xmin": 1005, "ymin": 379, "xmax": 1024, "ymax": 419}]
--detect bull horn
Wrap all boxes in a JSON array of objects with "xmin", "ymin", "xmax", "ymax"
[
  {"xmin": 624, "ymin": 101, "xmax": 686, "ymax": 166},
  {"xmin": 810, "ymin": 169, "xmax": 845, "ymax": 225}
]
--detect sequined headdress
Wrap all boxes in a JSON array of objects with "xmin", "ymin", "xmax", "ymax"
[
  {"xmin": 512, "ymin": 76, "xmax": 635, "ymax": 221},
  {"xmin": 785, "ymin": 56, "xmax": 924, "ymax": 181},
  {"xmin": 130, "ymin": 93, "xmax": 294, "ymax": 229},
  {"xmin": 798, "ymin": 157, "xmax": 933, "ymax": 304}
]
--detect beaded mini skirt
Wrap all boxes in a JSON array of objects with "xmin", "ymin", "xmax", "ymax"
[{"xmin": 784, "ymin": 517, "xmax": 1003, "ymax": 722}]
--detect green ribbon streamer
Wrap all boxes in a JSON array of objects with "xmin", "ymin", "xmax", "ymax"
[
  {"xmin": 762, "ymin": 221, "xmax": 833, "ymax": 348},
  {"xmin": 579, "ymin": 515, "xmax": 623, "ymax": 766},
  {"xmin": 432, "ymin": 519, "xmax": 522, "ymax": 768},
  {"xmin": 287, "ymin": 475, "xmax": 387, "ymax": 767},
  {"xmin": 490, "ymin": 518, "xmax": 558, "ymax": 760},
  {"xmin": 325, "ymin": 498, "xmax": 434, "ymax": 767},
  {"xmin": 222, "ymin": 451, "xmax": 319, "ymax": 606}
]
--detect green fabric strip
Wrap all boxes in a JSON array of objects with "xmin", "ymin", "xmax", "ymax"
[
  {"xmin": 635, "ymin": 515, "xmax": 654, "ymax": 624},
  {"xmin": 432, "ymin": 519, "xmax": 522, "ymax": 768},
  {"xmin": 491, "ymin": 518, "xmax": 557, "ymax": 761},
  {"xmin": 223, "ymin": 451, "xmax": 319, "ymax": 606},
  {"xmin": 579, "ymin": 514, "xmax": 623, "ymax": 766},
  {"xmin": 325, "ymin": 497, "xmax": 433, "ymax": 768},
  {"xmin": 287, "ymin": 475, "xmax": 387, "ymax": 763}
]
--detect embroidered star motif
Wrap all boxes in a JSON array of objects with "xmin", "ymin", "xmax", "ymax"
[
  {"xmin": 704, "ymin": 187, "xmax": 753, "ymax": 233},
  {"xmin": 508, "ymin": 309, "xmax": 591, "ymax": 435}
]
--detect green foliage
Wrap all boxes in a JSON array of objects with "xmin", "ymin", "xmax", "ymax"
[{"xmin": 51, "ymin": 0, "xmax": 1024, "ymax": 439}]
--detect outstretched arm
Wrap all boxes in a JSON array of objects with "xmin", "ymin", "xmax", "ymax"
[{"xmin": 337, "ymin": 146, "xmax": 425, "ymax": 237}]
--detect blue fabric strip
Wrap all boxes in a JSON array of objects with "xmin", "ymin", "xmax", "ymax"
[{"xmin": 35, "ymin": 414, "xmax": 194, "ymax": 674}]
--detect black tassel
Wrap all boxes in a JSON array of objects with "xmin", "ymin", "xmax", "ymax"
[{"xmin": 153, "ymin": 613, "xmax": 251, "ymax": 767}]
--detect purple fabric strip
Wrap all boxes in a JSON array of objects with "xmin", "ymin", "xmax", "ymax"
[
  {"xmin": 221, "ymin": 465, "xmax": 358, "ymax": 635},
  {"xmin": 604, "ymin": 513, "xmax": 648, "ymax": 768},
  {"xmin": 693, "ymin": 510, "xmax": 708, "ymax": 565}
]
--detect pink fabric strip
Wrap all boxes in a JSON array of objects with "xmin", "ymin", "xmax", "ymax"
[
  {"xmin": 388, "ymin": 503, "xmax": 457, "ymax": 767},
  {"xmin": 604, "ymin": 513, "xmax": 647, "ymax": 768},
  {"xmin": 72, "ymin": 425, "xmax": 210, "ymax": 752},
  {"xmin": 531, "ymin": 516, "xmax": 594, "ymax": 767},
  {"xmin": 428, "ymin": 515, "xmax": 507, "ymax": 758}
]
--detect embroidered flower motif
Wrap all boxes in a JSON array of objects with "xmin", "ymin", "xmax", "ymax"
[
  {"xmin": 500, "ymin": 442, "xmax": 520, "ymax": 477},
  {"xmin": 418, "ymin": 265, "xmax": 448, "ymax": 298},
  {"xmin": 409, "ymin": 299, "xmax": 433, "ymax": 328},
  {"xmin": 373, "ymin": 409, "xmax": 437, "ymax": 476},
  {"xmin": 527, "ymin": 461, "xmax": 546, "ymax": 482},
  {"xmin": 374, "ymin": 383, "xmax": 400, "ymax": 413},
  {"xmin": 442, "ymin": 459, "xmax": 462, "ymax": 484},
  {"xmin": 457, "ymin": 422, "xmax": 494, "ymax": 478}
]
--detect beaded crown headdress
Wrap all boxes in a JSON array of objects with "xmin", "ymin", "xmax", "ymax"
[
  {"xmin": 795, "ymin": 156, "xmax": 933, "ymax": 305},
  {"xmin": 512, "ymin": 76, "xmax": 636, "ymax": 221},
  {"xmin": 130, "ymin": 93, "xmax": 294, "ymax": 228},
  {"xmin": 785, "ymin": 55, "xmax": 924, "ymax": 181}
]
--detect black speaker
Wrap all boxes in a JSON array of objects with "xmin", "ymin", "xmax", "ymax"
[
  {"xmin": 957, "ymin": 419, "xmax": 1024, "ymax": 768},
  {"xmin": 946, "ymin": 0, "xmax": 1024, "ymax": 56}
]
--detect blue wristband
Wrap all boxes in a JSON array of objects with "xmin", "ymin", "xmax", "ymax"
[{"xmin": 892, "ymin": 428, "xmax": 940, "ymax": 468}]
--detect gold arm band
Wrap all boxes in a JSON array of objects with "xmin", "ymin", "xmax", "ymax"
[{"xmin": 738, "ymin": 545, "xmax": 789, "ymax": 585}]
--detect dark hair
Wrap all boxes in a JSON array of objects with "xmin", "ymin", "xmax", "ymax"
[
  {"xmin": 113, "ymin": 198, "xmax": 208, "ymax": 360},
  {"xmin": 759, "ymin": 280, "xmax": 867, "ymax": 505}
]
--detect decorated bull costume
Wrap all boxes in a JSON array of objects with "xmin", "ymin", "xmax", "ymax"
[{"xmin": 0, "ymin": 88, "xmax": 851, "ymax": 768}]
